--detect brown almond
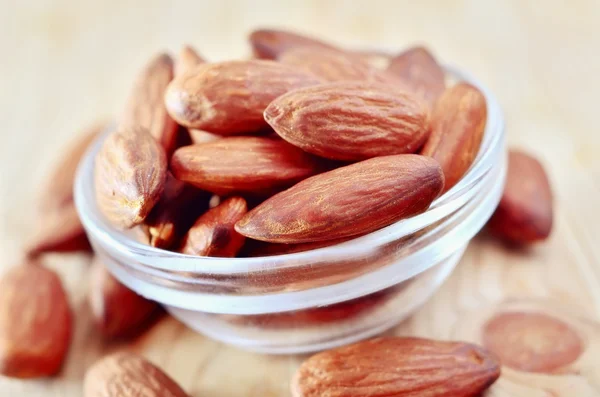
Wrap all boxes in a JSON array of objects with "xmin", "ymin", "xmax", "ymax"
[
  {"xmin": 292, "ymin": 337, "xmax": 500, "ymax": 397},
  {"xmin": 279, "ymin": 47, "xmax": 402, "ymax": 85},
  {"xmin": 421, "ymin": 82, "xmax": 487, "ymax": 192},
  {"xmin": 26, "ymin": 204, "xmax": 90, "ymax": 257},
  {"xmin": 164, "ymin": 60, "xmax": 322, "ymax": 135},
  {"xmin": 486, "ymin": 149, "xmax": 553, "ymax": 243},
  {"xmin": 145, "ymin": 174, "xmax": 209, "ymax": 249},
  {"xmin": 38, "ymin": 120, "xmax": 107, "ymax": 212},
  {"xmin": 181, "ymin": 197, "xmax": 247, "ymax": 257},
  {"xmin": 388, "ymin": 46, "xmax": 446, "ymax": 106},
  {"xmin": 94, "ymin": 127, "xmax": 167, "ymax": 229},
  {"xmin": 171, "ymin": 136, "xmax": 325, "ymax": 196},
  {"xmin": 88, "ymin": 258, "xmax": 160, "ymax": 339},
  {"xmin": 0, "ymin": 264, "xmax": 72, "ymax": 378},
  {"xmin": 120, "ymin": 53, "xmax": 180, "ymax": 157},
  {"xmin": 249, "ymin": 28, "xmax": 338, "ymax": 59},
  {"xmin": 84, "ymin": 352, "xmax": 188, "ymax": 397},
  {"xmin": 265, "ymin": 81, "xmax": 430, "ymax": 161},
  {"xmin": 176, "ymin": 45, "xmax": 205, "ymax": 75},
  {"xmin": 482, "ymin": 311, "xmax": 582, "ymax": 373},
  {"xmin": 235, "ymin": 154, "xmax": 444, "ymax": 243}
]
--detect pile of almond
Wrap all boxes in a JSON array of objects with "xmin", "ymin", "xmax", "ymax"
[
  {"xmin": 0, "ymin": 28, "xmax": 555, "ymax": 396},
  {"xmin": 93, "ymin": 29, "xmax": 488, "ymax": 257}
]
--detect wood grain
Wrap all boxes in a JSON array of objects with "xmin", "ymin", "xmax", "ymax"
[{"xmin": 0, "ymin": 0, "xmax": 599, "ymax": 396}]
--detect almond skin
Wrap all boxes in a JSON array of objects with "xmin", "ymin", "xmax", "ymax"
[
  {"xmin": 487, "ymin": 150, "xmax": 553, "ymax": 243},
  {"xmin": 279, "ymin": 47, "xmax": 402, "ymax": 84},
  {"xmin": 0, "ymin": 264, "xmax": 72, "ymax": 378},
  {"xmin": 181, "ymin": 197, "xmax": 247, "ymax": 257},
  {"xmin": 292, "ymin": 337, "xmax": 501, "ymax": 397},
  {"xmin": 421, "ymin": 83, "xmax": 487, "ymax": 192},
  {"xmin": 84, "ymin": 352, "xmax": 188, "ymax": 397},
  {"xmin": 176, "ymin": 45, "xmax": 205, "ymax": 75},
  {"xmin": 265, "ymin": 81, "xmax": 430, "ymax": 161},
  {"xmin": 482, "ymin": 311, "xmax": 581, "ymax": 373},
  {"xmin": 94, "ymin": 127, "xmax": 167, "ymax": 229},
  {"xmin": 89, "ymin": 258, "xmax": 160, "ymax": 339},
  {"xmin": 249, "ymin": 28, "xmax": 338, "ymax": 59},
  {"xmin": 171, "ymin": 136, "xmax": 325, "ymax": 196},
  {"xmin": 235, "ymin": 154, "xmax": 444, "ymax": 243},
  {"xmin": 26, "ymin": 204, "xmax": 91, "ymax": 257},
  {"xmin": 164, "ymin": 60, "xmax": 322, "ymax": 135},
  {"xmin": 120, "ymin": 53, "xmax": 180, "ymax": 157},
  {"xmin": 388, "ymin": 46, "xmax": 446, "ymax": 107},
  {"xmin": 144, "ymin": 174, "xmax": 209, "ymax": 249}
]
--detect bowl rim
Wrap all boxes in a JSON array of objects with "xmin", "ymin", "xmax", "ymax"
[{"xmin": 74, "ymin": 64, "xmax": 505, "ymax": 276}]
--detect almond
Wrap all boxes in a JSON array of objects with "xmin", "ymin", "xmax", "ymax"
[
  {"xmin": 144, "ymin": 174, "xmax": 209, "ymax": 250},
  {"xmin": 176, "ymin": 45, "xmax": 204, "ymax": 75},
  {"xmin": 278, "ymin": 47, "xmax": 401, "ymax": 84},
  {"xmin": 181, "ymin": 197, "xmax": 247, "ymax": 257},
  {"xmin": 188, "ymin": 128, "xmax": 222, "ymax": 144},
  {"xmin": 388, "ymin": 46, "xmax": 446, "ymax": 107},
  {"xmin": 120, "ymin": 53, "xmax": 180, "ymax": 157},
  {"xmin": 265, "ymin": 81, "xmax": 430, "ymax": 161},
  {"xmin": 26, "ymin": 204, "xmax": 90, "ymax": 257},
  {"xmin": 88, "ymin": 258, "xmax": 160, "ymax": 339},
  {"xmin": 292, "ymin": 337, "xmax": 500, "ymax": 397},
  {"xmin": 0, "ymin": 263, "xmax": 72, "ymax": 378},
  {"xmin": 38, "ymin": 120, "xmax": 107, "ymax": 212},
  {"xmin": 482, "ymin": 311, "xmax": 582, "ymax": 373},
  {"xmin": 171, "ymin": 136, "xmax": 325, "ymax": 195},
  {"xmin": 235, "ymin": 154, "xmax": 444, "ymax": 243},
  {"xmin": 421, "ymin": 82, "xmax": 487, "ymax": 192},
  {"xmin": 164, "ymin": 60, "xmax": 322, "ymax": 135},
  {"xmin": 84, "ymin": 352, "xmax": 188, "ymax": 397},
  {"xmin": 249, "ymin": 28, "xmax": 338, "ymax": 59},
  {"xmin": 486, "ymin": 149, "xmax": 553, "ymax": 244},
  {"xmin": 94, "ymin": 127, "xmax": 167, "ymax": 229}
]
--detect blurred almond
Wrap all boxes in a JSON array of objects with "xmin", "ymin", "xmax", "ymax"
[
  {"xmin": 171, "ymin": 136, "xmax": 325, "ymax": 195},
  {"xmin": 265, "ymin": 81, "xmax": 430, "ymax": 161},
  {"xmin": 145, "ymin": 174, "xmax": 209, "ymax": 249},
  {"xmin": 181, "ymin": 196, "xmax": 247, "ymax": 257},
  {"xmin": 38, "ymin": 120, "xmax": 107, "ymax": 212},
  {"xmin": 84, "ymin": 352, "xmax": 188, "ymax": 397},
  {"xmin": 164, "ymin": 60, "xmax": 322, "ymax": 135},
  {"xmin": 94, "ymin": 127, "xmax": 167, "ymax": 229},
  {"xmin": 188, "ymin": 129, "xmax": 221, "ymax": 144},
  {"xmin": 236, "ymin": 155, "xmax": 444, "ymax": 243},
  {"xmin": 88, "ymin": 258, "xmax": 160, "ymax": 339},
  {"xmin": 292, "ymin": 337, "xmax": 500, "ymax": 397},
  {"xmin": 249, "ymin": 28, "xmax": 338, "ymax": 59},
  {"xmin": 487, "ymin": 149, "xmax": 553, "ymax": 244},
  {"xmin": 120, "ymin": 53, "xmax": 180, "ymax": 157},
  {"xmin": 26, "ymin": 204, "xmax": 90, "ymax": 257},
  {"xmin": 421, "ymin": 82, "xmax": 487, "ymax": 192},
  {"xmin": 0, "ymin": 263, "xmax": 72, "ymax": 378},
  {"xmin": 279, "ymin": 47, "xmax": 401, "ymax": 84},
  {"xmin": 176, "ymin": 45, "xmax": 205, "ymax": 75},
  {"xmin": 388, "ymin": 46, "xmax": 446, "ymax": 107}
]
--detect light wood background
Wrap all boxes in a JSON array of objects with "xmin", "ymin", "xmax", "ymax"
[{"xmin": 1, "ymin": 0, "xmax": 599, "ymax": 396}]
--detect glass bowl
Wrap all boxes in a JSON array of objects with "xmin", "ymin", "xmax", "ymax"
[{"xmin": 74, "ymin": 65, "xmax": 506, "ymax": 354}]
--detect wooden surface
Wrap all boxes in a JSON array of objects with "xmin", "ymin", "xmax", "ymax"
[{"xmin": 1, "ymin": 0, "xmax": 599, "ymax": 395}]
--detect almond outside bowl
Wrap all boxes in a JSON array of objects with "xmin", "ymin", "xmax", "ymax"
[{"xmin": 74, "ymin": 65, "xmax": 506, "ymax": 354}]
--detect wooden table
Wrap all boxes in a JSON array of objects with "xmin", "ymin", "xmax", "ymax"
[{"xmin": 1, "ymin": 1, "xmax": 599, "ymax": 395}]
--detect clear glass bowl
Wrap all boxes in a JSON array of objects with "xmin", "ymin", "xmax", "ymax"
[{"xmin": 74, "ymin": 65, "xmax": 506, "ymax": 354}]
